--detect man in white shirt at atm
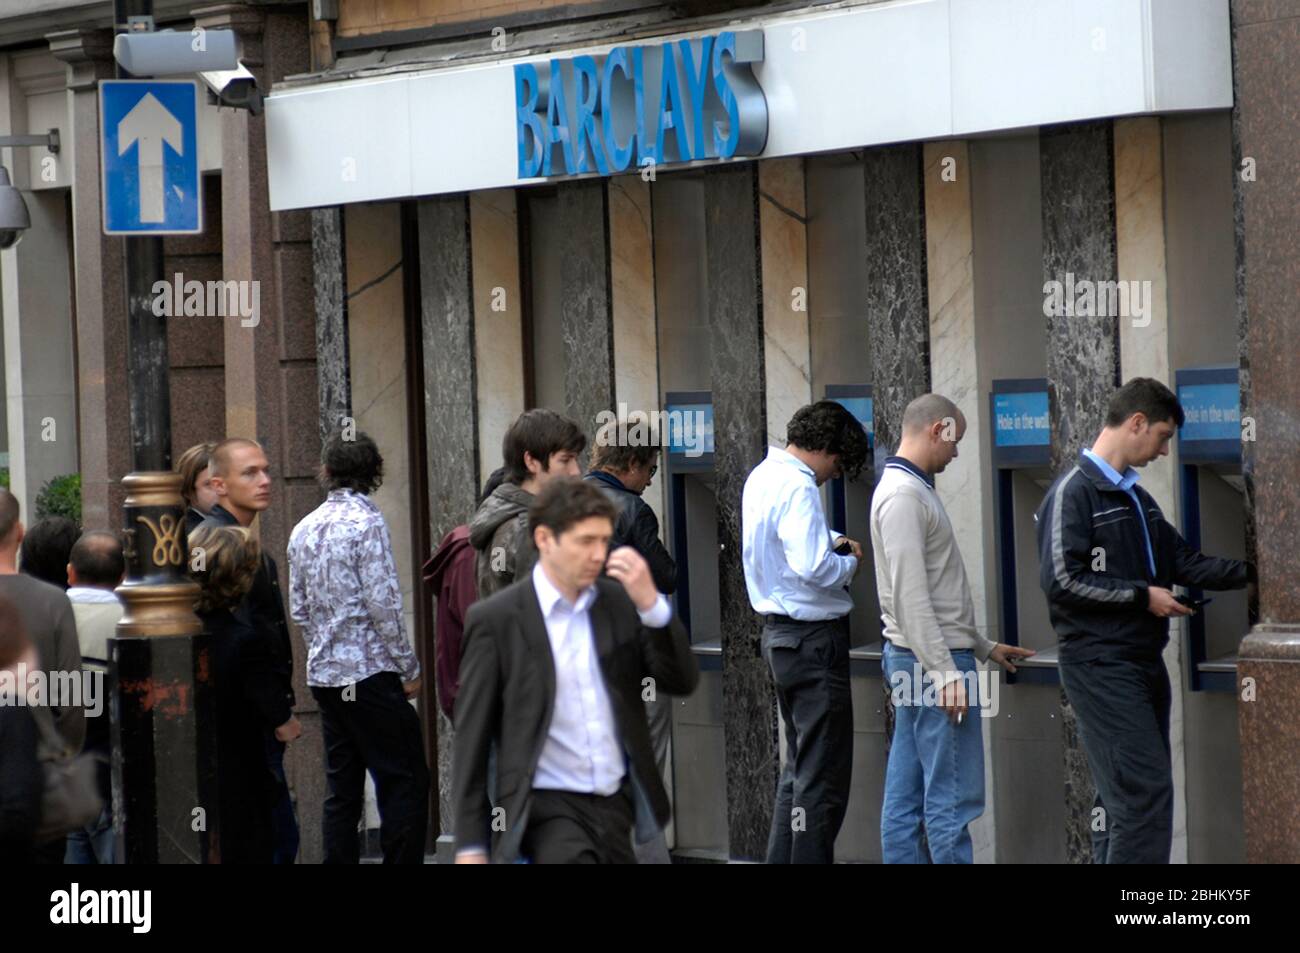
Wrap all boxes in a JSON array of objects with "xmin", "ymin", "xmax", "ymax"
[{"xmin": 742, "ymin": 400, "xmax": 871, "ymax": 864}]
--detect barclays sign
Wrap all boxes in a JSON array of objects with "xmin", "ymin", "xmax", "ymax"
[{"xmin": 514, "ymin": 30, "xmax": 768, "ymax": 180}]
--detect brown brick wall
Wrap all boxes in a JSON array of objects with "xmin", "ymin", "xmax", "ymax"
[{"xmin": 336, "ymin": 0, "xmax": 630, "ymax": 38}]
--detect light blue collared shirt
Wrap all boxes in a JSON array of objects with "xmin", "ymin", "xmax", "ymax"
[{"xmin": 1082, "ymin": 448, "xmax": 1156, "ymax": 578}]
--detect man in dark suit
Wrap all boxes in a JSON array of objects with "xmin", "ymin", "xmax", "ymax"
[{"xmin": 452, "ymin": 478, "xmax": 699, "ymax": 864}]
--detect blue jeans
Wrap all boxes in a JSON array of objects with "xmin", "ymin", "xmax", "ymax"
[
  {"xmin": 881, "ymin": 644, "xmax": 984, "ymax": 864},
  {"xmin": 65, "ymin": 805, "xmax": 115, "ymax": 864}
]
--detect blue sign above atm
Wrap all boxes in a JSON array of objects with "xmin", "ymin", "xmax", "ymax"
[
  {"xmin": 514, "ymin": 30, "xmax": 768, "ymax": 179},
  {"xmin": 993, "ymin": 391, "xmax": 1050, "ymax": 447}
]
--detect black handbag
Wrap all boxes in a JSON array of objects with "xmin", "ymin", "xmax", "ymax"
[{"xmin": 33, "ymin": 708, "xmax": 103, "ymax": 844}]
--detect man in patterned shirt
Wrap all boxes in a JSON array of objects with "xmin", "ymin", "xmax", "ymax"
[{"xmin": 288, "ymin": 430, "xmax": 430, "ymax": 864}]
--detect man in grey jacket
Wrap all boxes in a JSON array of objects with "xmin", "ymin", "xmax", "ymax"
[
  {"xmin": 870, "ymin": 393, "xmax": 1032, "ymax": 863},
  {"xmin": 469, "ymin": 409, "xmax": 585, "ymax": 598}
]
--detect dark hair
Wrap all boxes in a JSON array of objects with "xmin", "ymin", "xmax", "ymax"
[
  {"xmin": 1105, "ymin": 378, "xmax": 1185, "ymax": 429},
  {"xmin": 322, "ymin": 430, "xmax": 384, "ymax": 494},
  {"xmin": 480, "ymin": 467, "xmax": 508, "ymax": 505},
  {"xmin": 0, "ymin": 595, "xmax": 30, "ymax": 670},
  {"xmin": 503, "ymin": 409, "xmax": 586, "ymax": 484},
  {"xmin": 19, "ymin": 516, "xmax": 79, "ymax": 590},
  {"xmin": 0, "ymin": 489, "xmax": 17, "ymax": 543},
  {"xmin": 176, "ymin": 441, "xmax": 217, "ymax": 508},
  {"xmin": 70, "ymin": 531, "xmax": 125, "ymax": 589},
  {"xmin": 528, "ymin": 478, "xmax": 617, "ymax": 539},
  {"xmin": 786, "ymin": 401, "xmax": 871, "ymax": 481},
  {"xmin": 188, "ymin": 525, "xmax": 261, "ymax": 614}
]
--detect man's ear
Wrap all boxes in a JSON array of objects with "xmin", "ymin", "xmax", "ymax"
[
  {"xmin": 533, "ymin": 524, "xmax": 551, "ymax": 552},
  {"xmin": 523, "ymin": 451, "xmax": 540, "ymax": 477},
  {"xmin": 66, "ymin": 563, "xmax": 77, "ymax": 588}
]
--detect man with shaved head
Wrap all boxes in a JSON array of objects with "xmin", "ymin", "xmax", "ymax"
[
  {"xmin": 200, "ymin": 437, "xmax": 302, "ymax": 862},
  {"xmin": 871, "ymin": 393, "xmax": 1033, "ymax": 863}
]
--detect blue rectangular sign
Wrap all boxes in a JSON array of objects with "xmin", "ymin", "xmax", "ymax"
[
  {"xmin": 1179, "ymin": 383, "xmax": 1240, "ymax": 442},
  {"xmin": 100, "ymin": 80, "xmax": 202, "ymax": 235},
  {"xmin": 829, "ymin": 396, "xmax": 873, "ymax": 444},
  {"xmin": 993, "ymin": 392, "xmax": 1050, "ymax": 447},
  {"xmin": 664, "ymin": 403, "xmax": 714, "ymax": 457}
]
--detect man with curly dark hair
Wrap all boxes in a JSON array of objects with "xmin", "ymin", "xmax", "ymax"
[
  {"xmin": 742, "ymin": 400, "xmax": 869, "ymax": 863},
  {"xmin": 288, "ymin": 429, "xmax": 428, "ymax": 864}
]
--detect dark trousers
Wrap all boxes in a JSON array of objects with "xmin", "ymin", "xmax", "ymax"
[
  {"xmin": 265, "ymin": 734, "xmax": 300, "ymax": 864},
  {"xmin": 1059, "ymin": 656, "xmax": 1173, "ymax": 864},
  {"xmin": 520, "ymin": 785, "xmax": 637, "ymax": 864},
  {"xmin": 312, "ymin": 672, "xmax": 430, "ymax": 864},
  {"xmin": 762, "ymin": 617, "xmax": 853, "ymax": 864}
]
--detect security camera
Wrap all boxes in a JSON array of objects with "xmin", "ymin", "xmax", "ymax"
[
  {"xmin": 0, "ymin": 167, "xmax": 30, "ymax": 250},
  {"xmin": 199, "ymin": 63, "xmax": 262, "ymax": 114}
]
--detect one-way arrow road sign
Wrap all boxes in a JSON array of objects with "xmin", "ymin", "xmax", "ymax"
[{"xmin": 100, "ymin": 79, "xmax": 202, "ymax": 235}]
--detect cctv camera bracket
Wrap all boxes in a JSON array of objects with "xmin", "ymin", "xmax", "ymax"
[{"xmin": 0, "ymin": 129, "xmax": 60, "ymax": 155}]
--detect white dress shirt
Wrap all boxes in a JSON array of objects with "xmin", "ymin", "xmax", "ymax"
[
  {"xmin": 531, "ymin": 562, "xmax": 672, "ymax": 794},
  {"xmin": 741, "ymin": 446, "xmax": 857, "ymax": 621}
]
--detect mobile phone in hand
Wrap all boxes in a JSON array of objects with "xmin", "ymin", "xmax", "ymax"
[
  {"xmin": 1176, "ymin": 594, "xmax": 1214, "ymax": 612},
  {"xmin": 833, "ymin": 539, "xmax": 852, "ymax": 556}
]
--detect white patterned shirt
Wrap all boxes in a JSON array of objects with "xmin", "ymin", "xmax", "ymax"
[{"xmin": 288, "ymin": 489, "xmax": 420, "ymax": 688}]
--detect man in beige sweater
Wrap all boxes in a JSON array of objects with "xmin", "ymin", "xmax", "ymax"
[{"xmin": 870, "ymin": 393, "xmax": 1032, "ymax": 863}]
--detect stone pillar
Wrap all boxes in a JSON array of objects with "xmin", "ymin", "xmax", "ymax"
[
  {"xmin": 1112, "ymin": 116, "xmax": 1190, "ymax": 863},
  {"xmin": 608, "ymin": 175, "xmax": 663, "ymax": 518},
  {"xmin": 864, "ymin": 143, "xmax": 930, "ymax": 476},
  {"xmin": 864, "ymin": 143, "xmax": 930, "ymax": 753},
  {"xmin": 703, "ymin": 162, "xmax": 773, "ymax": 861},
  {"xmin": 1230, "ymin": 0, "xmax": 1300, "ymax": 863},
  {"xmin": 0, "ymin": 54, "xmax": 78, "ymax": 522},
  {"xmin": 758, "ymin": 158, "xmax": 812, "ymax": 443},
  {"xmin": 1040, "ymin": 119, "xmax": 1120, "ymax": 863},
  {"xmin": 557, "ymin": 178, "xmax": 615, "ymax": 445},
  {"xmin": 312, "ymin": 206, "xmax": 350, "ymax": 441},
  {"xmin": 922, "ymin": 139, "xmax": 1000, "ymax": 862},
  {"xmin": 417, "ymin": 194, "xmax": 480, "ymax": 835},
  {"xmin": 470, "ymin": 189, "xmax": 525, "ymax": 488},
  {"xmin": 192, "ymin": 1, "xmax": 322, "ymax": 861},
  {"xmin": 50, "ymin": 29, "xmax": 131, "ymax": 533}
]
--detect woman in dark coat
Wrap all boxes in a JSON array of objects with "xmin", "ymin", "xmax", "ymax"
[
  {"xmin": 189, "ymin": 525, "xmax": 294, "ymax": 864},
  {"xmin": 0, "ymin": 596, "xmax": 42, "ymax": 864}
]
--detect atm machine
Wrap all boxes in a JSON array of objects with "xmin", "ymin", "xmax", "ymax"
[
  {"xmin": 660, "ymin": 390, "xmax": 726, "ymax": 854},
  {"xmin": 1175, "ymin": 365, "xmax": 1248, "ymax": 691},
  {"xmin": 986, "ymin": 379, "xmax": 1071, "ymax": 861},
  {"xmin": 1175, "ymin": 365, "xmax": 1248, "ymax": 861},
  {"xmin": 823, "ymin": 384, "xmax": 882, "ymax": 674},
  {"xmin": 989, "ymin": 379, "xmax": 1057, "ymax": 683}
]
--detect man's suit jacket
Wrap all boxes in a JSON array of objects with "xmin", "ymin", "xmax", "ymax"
[{"xmin": 452, "ymin": 572, "xmax": 699, "ymax": 863}]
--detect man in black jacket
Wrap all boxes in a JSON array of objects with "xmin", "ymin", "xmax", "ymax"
[
  {"xmin": 453, "ymin": 479, "xmax": 699, "ymax": 864},
  {"xmin": 584, "ymin": 433, "xmax": 677, "ymax": 863},
  {"xmin": 200, "ymin": 438, "xmax": 301, "ymax": 863},
  {"xmin": 1036, "ymin": 378, "xmax": 1252, "ymax": 864}
]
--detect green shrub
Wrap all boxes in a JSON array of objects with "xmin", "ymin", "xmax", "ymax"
[
  {"xmin": 35, "ymin": 473, "xmax": 81, "ymax": 526},
  {"xmin": 0, "ymin": 468, "xmax": 8, "ymax": 489}
]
